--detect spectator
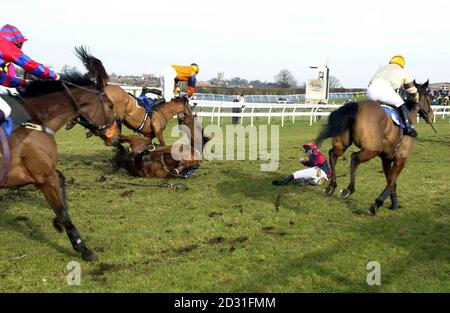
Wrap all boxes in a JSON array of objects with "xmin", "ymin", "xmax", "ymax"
[{"xmin": 232, "ymin": 94, "xmax": 245, "ymax": 124}]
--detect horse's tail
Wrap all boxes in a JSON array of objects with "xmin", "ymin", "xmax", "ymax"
[{"xmin": 315, "ymin": 102, "xmax": 359, "ymax": 146}]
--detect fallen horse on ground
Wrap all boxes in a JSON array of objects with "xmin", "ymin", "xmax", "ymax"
[{"xmin": 112, "ymin": 135, "xmax": 201, "ymax": 179}]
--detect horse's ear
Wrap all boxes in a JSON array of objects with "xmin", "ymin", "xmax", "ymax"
[
  {"xmin": 413, "ymin": 79, "xmax": 417, "ymax": 87},
  {"xmin": 423, "ymin": 79, "xmax": 429, "ymax": 89}
]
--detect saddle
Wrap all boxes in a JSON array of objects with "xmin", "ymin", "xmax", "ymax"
[
  {"xmin": 0, "ymin": 93, "xmax": 32, "ymax": 137},
  {"xmin": 380, "ymin": 104, "xmax": 405, "ymax": 129},
  {"xmin": 136, "ymin": 95, "xmax": 156, "ymax": 114}
]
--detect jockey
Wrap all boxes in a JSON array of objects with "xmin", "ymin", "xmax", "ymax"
[
  {"xmin": 272, "ymin": 143, "xmax": 331, "ymax": 186},
  {"xmin": 367, "ymin": 55, "xmax": 419, "ymax": 137},
  {"xmin": 0, "ymin": 24, "xmax": 60, "ymax": 125},
  {"xmin": 160, "ymin": 63, "xmax": 199, "ymax": 103}
]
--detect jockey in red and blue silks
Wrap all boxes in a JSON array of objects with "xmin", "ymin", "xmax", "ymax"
[
  {"xmin": 0, "ymin": 24, "xmax": 60, "ymax": 125},
  {"xmin": 301, "ymin": 143, "xmax": 331, "ymax": 178},
  {"xmin": 272, "ymin": 143, "xmax": 331, "ymax": 186}
]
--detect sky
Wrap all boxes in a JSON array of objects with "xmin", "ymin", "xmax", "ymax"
[{"xmin": 4, "ymin": 0, "xmax": 450, "ymax": 87}]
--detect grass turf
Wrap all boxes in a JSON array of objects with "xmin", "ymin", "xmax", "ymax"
[{"xmin": 0, "ymin": 117, "xmax": 449, "ymax": 292}]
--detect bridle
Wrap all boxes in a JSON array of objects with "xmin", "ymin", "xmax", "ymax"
[
  {"xmin": 160, "ymin": 153, "xmax": 182, "ymax": 178},
  {"xmin": 416, "ymin": 88, "xmax": 437, "ymax": 134},
  {"xmin": 61, "ymin": 80, "xmax": 116, "ymax": 132}
]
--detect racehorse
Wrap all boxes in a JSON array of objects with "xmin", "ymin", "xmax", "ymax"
[
  {"xmin": 99, "ymin": 85, "xmax": 198, "ymax": 146},
  {"xmin": 0, "ymin": 47, "xmax": 119, "ymax": 261},
  {"xmin": 87, "ymin": 84, "xmax": 212, "ymax": 154},
  {"xmin": 315, "ymin": 81, "xmax": 433, "ymax": 215},
  {"xmin": 112, "ymin": 135, "xmax": 201, "ymax": 178}
]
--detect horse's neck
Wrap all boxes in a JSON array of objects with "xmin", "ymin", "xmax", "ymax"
[
  {"xmin": 26, "ymin": 92, "xmax": 80, "ymax": 132},
  {"xmin": 409, "ymin": 106, "xmax": 419, "ymax": 124},
  {"xmin": 160, "ymin": 101, "xmax": 183, "ymax": 117}
]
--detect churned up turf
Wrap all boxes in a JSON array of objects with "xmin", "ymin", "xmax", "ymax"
[{"xmin": 0, "ymin": 117, "xmax": 449, "ymax": 292}]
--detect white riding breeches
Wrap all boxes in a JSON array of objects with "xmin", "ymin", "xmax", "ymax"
[
  {"xmin": 0, "ymin": 97, "xmax": 11, "ymax": 118},
  {"xmin": 292, "ymin": 166, "xmax": 328, "ymax": 185},
  {"xmin": 161, "ymin": 66, "xmax": 178, "ymax": 102},
  {"xmin": 367, "ymin": 80, "xmax": 404, "ymax": 108}
]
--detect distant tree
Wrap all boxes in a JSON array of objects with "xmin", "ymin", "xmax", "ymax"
[
  {"xmin": 274, "ymin": 69, "xmax": 297, "ymax": 88},
  {"xmin": 61, "ymin": 65, "xmax": 82, "ymax": 76},
  {"xmin": 328, "ymin": 75, "xmax": 342, "ymax": 89},
  {"xmin": 249, "ymin": 80, "xmax": 263, "ymax": 87},
  {"xmin": 229, "ymin": 77, "xmax": 248, "ymax": 87}
]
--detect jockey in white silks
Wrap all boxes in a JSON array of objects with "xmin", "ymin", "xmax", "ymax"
[{"xmin": 367, "ymin": 55, "xmax": 419, "ymax": 137}]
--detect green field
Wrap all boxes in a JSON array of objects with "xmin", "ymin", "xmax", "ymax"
[{"xmin": 0, "ymin": 117, "xmax": 449, "ymax": 292}]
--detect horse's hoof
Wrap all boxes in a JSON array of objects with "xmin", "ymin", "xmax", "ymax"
[
  {"xmin": 52, "ymin": 217, "xmax": 64, "ymax": 233},
  {"xmin": 323, "ymin": 187, "xmax": 335, "ymax": 196},
  {"xmin": 339, "ymin": 188, "xmax": 352, "ymax": 199},
  {"xmin": 368, "ymin": 205, "xmax": 378, "ymax": 216},
  {"xmin": 82, "ymin": 249, "xmax": 97, "ymax": 262}
]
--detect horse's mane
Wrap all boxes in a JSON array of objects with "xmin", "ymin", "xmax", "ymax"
[
  {"xmin": 20, "ymin": 46, "xmax": 108, "ymax": 98},
  {"xmin": 75, "ymin": 46, "xmax": 109, "ymax": 89},
  {"xmin": 20, "ymin": 73, "xmax": 94, "ymax": 97}
]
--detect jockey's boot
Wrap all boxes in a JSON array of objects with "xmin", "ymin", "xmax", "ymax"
[
  {"xmin": 153, "ymin": 98, "xmax": 165, "ymax": 106},
  {"xmin": 398, "ymin": 103, "xmax": 418, "ymax": 137},
  {"xmin": 0, "ymin": 110, "xmax": 5, "ymax": 125},
  {"xmin": 272, "ymin": 174, "xmax": 294, "ymax": 186},
  {"xmin": 141, "ymin": 87, "xmax": 162, "ymax": 96}
]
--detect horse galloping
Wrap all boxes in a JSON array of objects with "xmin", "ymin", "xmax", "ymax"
[
  {"xmin": 1, "ymin": 47, "xmax": 119, "ymax": 260},
  {"xmin": 315, "ymin": 81, "xmax": 433, "ymax": 215}
]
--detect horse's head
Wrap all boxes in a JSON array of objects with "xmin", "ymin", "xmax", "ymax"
[
  {"xmin": 73, "ymin": 46, "xmax": 120, "ymax": 145},
  {"xmin": 414, "ymin": 79, "xmax": 434, "ymax": 122}
]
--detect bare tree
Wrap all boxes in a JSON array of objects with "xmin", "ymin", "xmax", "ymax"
[
  {"xmin": 328, "ymin": 75, "xmax": 342, "ymax": 89},
  {"xmin": 274, "ymin": 69, "xmax": 297, "ymax": 88}
]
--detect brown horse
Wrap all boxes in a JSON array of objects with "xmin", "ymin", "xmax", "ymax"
[
  {"xmin": 102, "ymin": 85, "xmax": 195, "ymax": 145},
  {"xmin": 315, "ymin": 81, "xmax": 433, "ymax": 215},
  {"xmin": 0, "ymin": 47, "xmax": 119, "ymax": 260},
  {"xmin": 112, "ymin": 135, "xmax": 200, "ymax": 178}
]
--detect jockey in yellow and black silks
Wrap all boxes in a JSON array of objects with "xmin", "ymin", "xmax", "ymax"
[{"xmin": 160, "ymin": 63, "xmax": 199, "ymax": 103}]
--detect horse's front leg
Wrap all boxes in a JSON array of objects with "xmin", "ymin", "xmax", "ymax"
[
  {"xmin": 380, "ymin": 158, "xmax": 401, "ymax": 210},
  {"xmin": 340, "ymin": 149, "xmax": 378, "ymax": 199},
  {"xmin": 37, "ymin": 171, "xmax": 96, "ymax": 261},
  {"xmin": 369, "ymin": 158, "xmax": 406, "ymax": 216},
  {"xmin": 156, "ymin": 130, "xmax": 165, "ymax": 146}
]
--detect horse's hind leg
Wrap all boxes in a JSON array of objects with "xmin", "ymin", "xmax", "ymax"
[
  {"xmin": 369, "ymin": 157, "xmax": 406, "ymax": 215},
  {"xmin": 37, "ymin": 171, "xmax": 96, "ymax": 261},
  {"xmin": 324, "ymin": 144, "xmax": 345, "ymax": 196},
  {"xmin": 340, "ymin": 149, "xmax": 378, "ymax": 199}
]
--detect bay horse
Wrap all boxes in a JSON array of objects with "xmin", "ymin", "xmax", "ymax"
[
  {"xmin": 0, "ymin": 47, "xmax": 119, "ymax": 261},
  {"xmin": 90, "ymin": 85, "xmax": 211, "ymax": 154},
  {"xmin": 101, "ymin": 85, "xmax": 195, "ymax": 146},
  {"xmin": 112, "ymin": 135, "xmax": 200, "ymax": 178},
  {"xmin": 315, "ymin": 81, "xmax": 433, "ymax": 215}
]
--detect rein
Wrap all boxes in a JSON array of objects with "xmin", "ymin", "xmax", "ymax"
[{"xmin": 61, "ymin": 80, "xmax": 113, "ymax": 132}]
